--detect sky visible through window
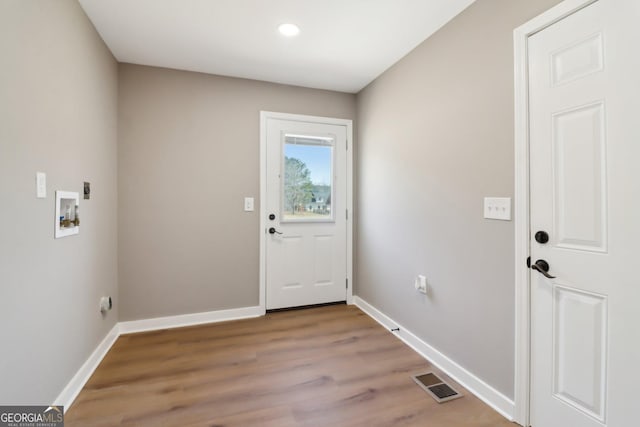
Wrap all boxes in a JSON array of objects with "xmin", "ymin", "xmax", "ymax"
[{"xmin": 285, "ymin": 143, "xmax": 332, "ymax": 185}]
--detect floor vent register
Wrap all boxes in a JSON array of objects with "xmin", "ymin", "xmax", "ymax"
[{"xmin": 412, "ymin": 372, "xmax": 463, "ymax": 403}]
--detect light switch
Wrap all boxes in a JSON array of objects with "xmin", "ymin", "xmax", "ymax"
[
  {"xmin": 484, "ymin": 197, "xmax": 511, "ymax": 220},
  {"xmin": 36, "ymin": 172, "xmax": 46, "ymax": 198},
  {"xmin": 244, "ymin": 197, "xmax": 254, "ymax": 212}
]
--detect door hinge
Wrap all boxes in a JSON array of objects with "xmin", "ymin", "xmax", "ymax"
[
  {"xmin": 346, "ymin": 209, "xmax": 349, "ymax": 220},
  {"xmin": 346, "ymin": 139, "xmax": 348, "ymax": 150},
  {"xmin": 346, "ymin": 278, "xmax": 349, "ymax": 289},
  {"xmin": 526, "ymin": 256, "xmax": 531, "ymax": 268}
]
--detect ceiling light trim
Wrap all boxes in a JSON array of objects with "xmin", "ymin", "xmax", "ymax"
[{"xmin": 278, "ymin": 23, "xmax": 300, "ymax": 37}]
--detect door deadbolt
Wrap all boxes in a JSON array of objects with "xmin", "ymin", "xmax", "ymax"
[{"xmin": 534, "ymin": 231, "xmax": 549, "ymax": 244}]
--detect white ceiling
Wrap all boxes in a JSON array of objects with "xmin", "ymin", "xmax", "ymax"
[{"xmin": 78, "ymin": 0, "xmax": 475, "ymax": 93}]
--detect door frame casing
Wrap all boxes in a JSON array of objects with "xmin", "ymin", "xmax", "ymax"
[
  {"xmin": 513, "ymin": 0, "xmax": 599, "ymax": 425},
  {"xmin": 259, "ymin": 111, "xmax": 354, "ymax": 313}
]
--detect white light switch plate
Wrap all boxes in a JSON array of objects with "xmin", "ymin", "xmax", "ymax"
[
  {"xmin": 36, "ymin": 172, "xmax": 46, "ymax": 198},
  {"xmin": 244, "ymin": 197, "xmax": 254, "ymax": 212},
  {"xmin": 484, "ymin": 197, "xmax": 511, "ymax": 220}
]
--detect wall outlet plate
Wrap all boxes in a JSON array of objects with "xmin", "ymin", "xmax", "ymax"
[
  {"xmin": 99, "ymin": 296, "xmax": 112, "ymax": 313},
  {"xmin": 415, "ymin": 275, "xmax": 428, "ymax": 294}
]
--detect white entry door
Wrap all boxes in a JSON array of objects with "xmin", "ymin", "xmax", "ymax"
[
  {"xmin": 264, "ymin": 114, "xmax": 349, "ymax": 310},
  {"xmin": 528, "ymin": 0, "xmax": 640, "ymax": 426}
]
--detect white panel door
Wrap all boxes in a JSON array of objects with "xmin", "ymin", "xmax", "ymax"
[
  {"xmin": 265, "ymin": 117, "xmax": 347, "ymax": 310},
  {"xmin": 528, "ymin": 0, "xmax": 640, "ymax": 426}
]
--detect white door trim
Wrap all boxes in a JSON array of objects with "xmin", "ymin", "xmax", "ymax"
[
  {"xmin": 513, "ymin": 0, "xmax": 599, "ymax": 425},
  {"xmin": 259, "ymin": 111, "xmax": 354, "ymax": 313}
]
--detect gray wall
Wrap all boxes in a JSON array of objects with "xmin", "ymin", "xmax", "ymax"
[
  {"xmin": 355, "ymin": 0, "xmax": 561, "ymax": 398},
  {"xmin": 0, "ymin": 0, "xmax": 563, "ymax": 406},
  {"xmin": 0, "ymin": 0, "xmax": 118, "ymax": 404},
  {"xmin": 118, "ymin": 64, "xmax": 356, "ymax": 321}
]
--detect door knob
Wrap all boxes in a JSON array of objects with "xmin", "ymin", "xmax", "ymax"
[
  {"xmin": 535, "ymin": 231, "xmax": 549, "ymax": 244},
  {"xmin": 531, "ymin": 259, "xmax": 556, "ymax": 279},
  {"xmin": 268, "ymin": 227, "xmax": 282, "ymax": 235}
]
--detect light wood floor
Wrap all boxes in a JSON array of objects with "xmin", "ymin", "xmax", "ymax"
[{"xmin": 66, "ymin": 305, "xmax": 514, "ymax": 426}]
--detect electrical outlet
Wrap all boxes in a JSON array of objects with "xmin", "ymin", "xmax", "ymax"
[
  {"xmin": 99, "ymin": 296, "xmax": 112, "ymax": 313},
  {"xmin": 415, "ymin": 275, "xmax": 428, "ymax": 294}
]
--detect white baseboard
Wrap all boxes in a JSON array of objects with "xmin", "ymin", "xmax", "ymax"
[
  {"xmin": 55, "ymin": 305, "xmax": 264, "ymax": 412},
  {"xmin": 118, "ymin": 305, "xmax": 264, "ymax": 334},
  {"xmin": 54, "ymin": 323, "xmax": 119, "ymax": 412},
  {"xmin": 354, "ymin": 296, "xmax": 515, "ymax": 421}
]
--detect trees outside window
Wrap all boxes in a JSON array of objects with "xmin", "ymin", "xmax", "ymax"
[{"xmin": 284, "ymin": 156, "xmax": 313, "ymax": 215}]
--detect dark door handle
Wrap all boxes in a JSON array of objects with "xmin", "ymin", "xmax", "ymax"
[
  {"xmin": 531, "ymin": 259, "xmax": 556, "ymax": 279},
  {"xmin": 268, "ymin": 227, "xmax": 282, "ymax": 235}
]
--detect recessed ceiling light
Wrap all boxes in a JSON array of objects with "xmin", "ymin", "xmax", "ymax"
[{"xmin": 278, "ymin": 23, "xmax": 300, "ymax": 37}]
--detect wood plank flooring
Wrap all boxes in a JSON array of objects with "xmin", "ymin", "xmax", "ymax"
[{"xmin": 65, "ymin": 305, "xmax": 514, "ymax": 426}]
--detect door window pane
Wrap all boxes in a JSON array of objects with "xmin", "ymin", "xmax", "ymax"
[{"xmin": 283, "ymin": 135, "xmax": 334, "ymax": 221}]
